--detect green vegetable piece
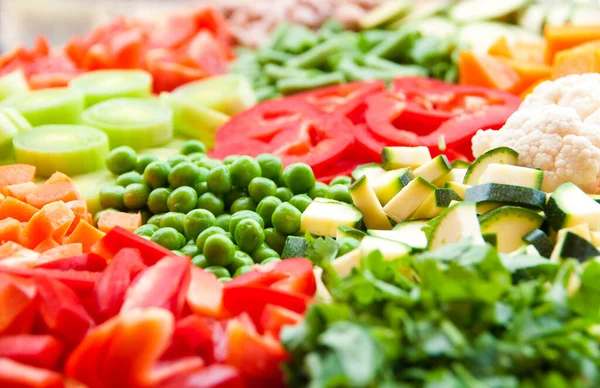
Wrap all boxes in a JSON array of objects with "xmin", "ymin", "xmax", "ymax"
[
  {"xmin": 167, "ymin": 186, "xmax": 197, "ymax": 214},
  {"xmin": 69, "ymin": 69, "xmax": 152, "ymax": 106},
  {"xmin": 195, "ymin": 158, "xmax": 222, "ymax": 170},
  {"xmin": 151, "ymin": 227, "xmax": 184, "ymax": 250},
  {"xmin": 282, "ymin": 163, "xmax": 315, "ymax": 194},
  {"xmin": 160, "ymin": 212, "xmax": 186, "ymax": 234},
  {"xmin": 329, "ymin": 176, "xmax": 352, "ymax": 186},
  {"xmin": 143, "ymin": 161, "xmax": 171, "ymax": 189},
  {"xmin": 135, "ymin": 154, "xmax": 158, "ymax": 174},
  {"xmin": 134, "ymin": 224, "xmax": 158, "ymax": 238},
  {"xmin": 147, "ymin": 188, "xmax": 172, "ymax": 214},
  {"xmin": 272, "ymin": 203, "xmax": 302, "ymax": 235},
  {"xmin": 106, "ymin": 146, "xmax": 137, "ymax": 175},
  {"xmin": 264, "ymin": 227, "xmax": 286, "ymax": 254},
  {"xmin": 287, "ymin": 39, "xmax": 341, "ymax": 69},
  {"xmin": 257, "ymin": 196, "xmax": 283, "ymax": 228},
  {"xmin": 234, "ymin": 218, "xmax": 265, "ymax": 253},
  {"xmin": 252, "ymin": 247, "xmax": 280, "ymax": 263},
  {"xmin": 99, "ymin": 185, "xmax": 125, "ymax": 210},
  {"xmin": 124, "ymin": 183, "xmax": 150, "ymax": 210},
  {"xmin": 233, "ymin": 265, "xmax": 253, "ymax": 277},
  {"xmin": 196, "ymin": 192, "xmax": 225, "ymax": 216},
  {"xmin": 248, "ymin": 177, "xmax": 277, "ymax": 203},
  {"xmin": 215, "ymin": 214, "xmax": 232, "ymax": 231},
  {"xmin": 230, "ymin": 197, "xmax": 256, "ymax": 213},
  {"xmin": 167, "ymin": 154, "xmax": 189, "ymax": 167},
  {"xmin": 368, "ymin": 28, "xmax": 420, "ymax": 60},
  {"xmin": 228, "ymin": 250, "xmax": 254, "ymax": 273},
  {"xmin": 180, "ymin": 139, "xmax": 207, "ymax": 155},
  {"xmin": 230, "ymin": 156, "xmax": 262, "ymax": 189},
  {"xmin": 203, "ymin": 234, "xmax": 235, "ymax": 267},
  {"xmin": 180, "ymin": 244, "xmax": 200, "ymax": 258},
  {"xmin": 168, "ymin": 162, "xmax": 201, "ymax": 188},
  {"xmin": 256, "ymin": 154, "xmax": 283, "ymax": 182},
  {"xmin": 196, "ymin": 226, "xmax": 227, "ymax": 252},
  {"xmin": 223, "ymin": 186, "xmax": 246, "ymax": 209},
  {"xmin": 257, "ymin": 50, "xmax": 294, "ymax": 65},
  {"xmin": 308, "ymin": 182, "xmax": 330, "ymax": 199},
  {"xmin": 191, "ymin": 254, "xmax": 209, "ymax": 268},
  {"xmin": 116, "ymin": 171, "xmax": 143, "ymax": 187},
  {"xmin": 193, "ymin": 181, "xmax": 209, "ymax": 197},
  {"xmin": 147, "ymin": 213, "xmax": 164, "ymax": 227},
  {"xmin": 184, "ymin": 209, "xmax": 216, "ymax": 241},
  {"xmin": 277, "ymin": 72, "xmax": 345, "ymax": 96},
  {"xmin": 288, "ymin": 194, "xmax": 312, "ymax": 213},
  {"xmin": 229, "ymin": 210, "xmax": 265, "ymax": 235},
  {"xmin": 275, "ymin": 187, "xmax": 294, "ymax": 202},
  {"xmin": 337, "ymin": 237, "xmax": 360, "ymax": 257},
  {"xmin": 204, "ymin": 265, "xmax": 231, "ymax": 279},
  {"xmin": 207, "ymin": 165, "xmax": 232, "ymax": 194},
  {"xmin": 328, "ymin": 184, "xmax": 353, "ymax": 204}
]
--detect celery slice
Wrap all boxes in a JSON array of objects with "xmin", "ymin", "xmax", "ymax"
[
  {"xmin": 13, "ymin": 125, "xmax": 109, "ymax": 177},
  {"xmin": 71, "ymin": 169, "xmax": 115, "ymax": 215},
  {"xmin": 0, "ymin": 88, "xmax": 84, "ymax": 126},
  {"xmin": 0, "ymin": 108, "xmax": 31, "ymax": 161},
  {"xmin": 81, "ymin": 97, "xmax": 173, "ymax": 150},
  {"xmin": 0, "ymin": 70, "xmax": 29, "ymax": 102},
  {"xmin": 69, "ymin": 70, "xmax": 153, "ymax": 107}
]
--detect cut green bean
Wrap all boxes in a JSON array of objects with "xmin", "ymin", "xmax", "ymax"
[
  {"xmin": 358, "ymin": 30, "xmax": 392, "ymax": 52},
  {"xmin": 264, "ymin": 64, "xmax": 321, "ymax": 81},
  {"xmin": 257, "ymin": 50, "xmax": 294, "ymax": 65},
  {"xmin": 286, "ymin": 39, "xmax": 342, "ymax": 69},
  {"xmin": 368, "ymin": 28, "xmax": 420, "ymax": 60},
  {"xmin": 255, "ymin": 86, "xmax": 281, "ymax": 102},
  {"xmin": 363, "ymin": 56, "xmax": 428, "ymax": 76},
  {"xmin": 276, "ymin": 72, "xmax": 346, "ymax": 95}
]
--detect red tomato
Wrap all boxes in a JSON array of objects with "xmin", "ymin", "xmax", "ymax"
[
  {"xmin": 0, "ymin": 334, "xmax": 64, "ymax": 370},
  {"xmin": 0, "ymin": 358, "xmax": 64, "ymax": 388}
]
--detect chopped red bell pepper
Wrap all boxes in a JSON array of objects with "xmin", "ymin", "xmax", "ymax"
[
  {"xmin": 35, "ymin": 253, "xmax": 107, "ymax": 272},
  {"xmin": 0, "ymin": 266, "xmax": 100, "ymax": 295},
  {"xmin": 0, "ymin": 334, "xmax": 64, "ymax": 370},
  {"xmin": 0, "ymin": 274, "xmax": 37, "ymax": 335},
  {"xmin": 149, "ymin": 357, "xmax": 205, "ymax": 387},
  {"xmin": 91, "ymin": 226, "xmax": 176, "ymax": 265},
  {"xmin": 186, "ymin": 267, "xmax": 223, "ymax": 318},
  {"xmin": 162, "ymin": 315, "xmax": 215, "ymax": 363},
  {"xmin": 364, "ymin": 90, "xmax": 422, "ymax": 147},
  {"xmin": 181, "ymin": 31, "xmax": 229, "ymax": 75},
  {"xmin": 0, "ymin": 357, "xmax": 64, "ymax": 388},
  {"xmin": 260, "ymin": 305, "xmax": 303, "ymax": 338},
  {"xmin": 159, "ymin": 364, "xmax": 244, "ymax": 388}
]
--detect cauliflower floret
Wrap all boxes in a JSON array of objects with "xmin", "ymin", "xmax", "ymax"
[{"xmin": 471, "ymin": 104, "xmax": 600, "ymax": 193}]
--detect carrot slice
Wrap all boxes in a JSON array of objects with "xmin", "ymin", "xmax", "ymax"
[
  {"xmin": 63, "ymin": 221, "xmax": 105, "ymax": 253},
  {"xmin": 458, "ymin": 51, "xmax": 520, "ymax": 93},
  {"xmin": 0, "ymin": 165, "xmax": 36, "ymax": 190},
  {"xmin": 498, "ymin": 58, "xmax": 552, "ymax": 95},
  {"xmin": 65, "ymin": 200, "xmax": 89, "ymax": 235},
  {"xmin": 487, "ymin": 36, "xmax": 514, "ymax": 59},
  {"xmin": 21, "ymin": 201, "xmax": 75, "ymax": 249},
  {"xmin": 2, "ymin": 182, "xmax": 38, "ymax": 202},
  {"xmin": 26, "ymin": 172, "xmax": 81, "ymax": 209},
  {"xmin": 551, "ymin": 40, "xmax": 600, "ymax": 79},
  {"xmin": 0, "ymin": 218, "xmax": 21, "ymax": 244},
  {"xmin": 514, "ymin": 41, "xmax": 545, "ymax": 65},
  {"xmin": 97, "ymin": 211, "xmax": 142, "ymax": 233},
  {"xmin": 545, "ymin": 24, "xmax": 600, "ymax": 64},
  {"xmin": 0, "ymin": 197, "xmax": 38, "ymax": 222},
  {"xmin": 34, "ymin": 237, "xmax": 60, "ymax": 253},
  {"xmin": 37, "ymin": 243, "xmax": 83, "ymax": 266},
  {"xmin": 0, "ymin": 242, "xmax": 38, "ymax": 268}
]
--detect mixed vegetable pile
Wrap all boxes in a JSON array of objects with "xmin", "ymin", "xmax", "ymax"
[{"xmin": 1, "ymin": 0, "xmax": 600, "ymax": 387}]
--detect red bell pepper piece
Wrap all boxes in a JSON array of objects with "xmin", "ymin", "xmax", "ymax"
[
  {"xmin": 162, "ymin": 315, "xmax": 215, "ymax": 362},
  {"xmin": 91, "ymin": 226, "xmax": 176, "ymax": 265},
  {"xmin": 149, "ymin": 357, "xmax": 205, "ymax": 387},
  {"xmin": 0, "ymin": 357, "xmax": 64, "ymax": 388},
  {"xmin": 108, "ymin": 28, "xmax": 144, "ymax": 69},
  {"xmin": 186, "ymin": 267, "xmax": 223, "ymax": 318},
  {"xmin": 35, "ymin": 252, "xmax": 107, "ymax": 272},
  {"xmin": 364, "ymin": 91, "xmax": 422, "ymax": 147},
  {"xmin": 0, "ymin": 266, "xmax": 99, "ymax": 295},
  {"xmin": 159, "ymin": 364, "xmax": 244, "ymax": 388},
  {"xmin": 0, "ymin": 274, "xmax": 37, "ymax": 335},
  {"xmin": 121, "ymin": 255, "xmax": 191, "ymax": 317},
  {"xmin": 93, "ymin": 247, "xmax": 146, "ymax": 322},
  {"xmin": 193, "ymin": 4, "xmax": 234, "ymax": 55},
  {"xmin": 0, "ymin": 335, "xmax": 64, "ymax": 370},
  {"xmin": 260, "ymin": 305, "xmax": 303, "ymax": 338},
  {"xmin": 182, "ymin": 31, "xmax": 229, "ymax": 75},
  {"xmin": 34, "ymin": 276, "xmax": 94, "ymax": 345}
]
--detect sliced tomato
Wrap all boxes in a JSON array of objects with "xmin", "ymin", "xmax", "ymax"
[
  {"xmin": 148, "ymin": 60, "xmax": 209, "ymax": 93},
  {"xmin": 193, "ymin": 5, "xmax": 234, "ymax": 59}
]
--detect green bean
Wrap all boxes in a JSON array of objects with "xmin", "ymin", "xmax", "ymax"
[
  {"xmin": 255, "ymin": 86, "xmax": 280, "ymax": 102},
  {"xmin": 264, "ymin": 23, "xmax": 291, "ymax": 50},
  {"xmin": 363, "ymin": 56, "xmax": 427, "ymax": 76},
  {"xmin": 276, "ymin": 25, "xmax": 319, "ymax": 54},
  {"xmin": 257, "ymin": 50, "xmax": 294, "ymax": 65},
  {"xmin": 286, "ymin": 39, "xmax": 342, "ymax": 69},
  {"xmin": 264, "ymin": 64, "xmax": 319, "ymax": 81},
  {"xmin": 358, "ymin": 30, "xmax": 392, "ymax": 52},
  {"xmin": 277, "ymin": 72, "xmax": 346, "ymax": 95},
  {"xmin": 368, "ymin": 28, "xmax": 420, "ymax": 60}
]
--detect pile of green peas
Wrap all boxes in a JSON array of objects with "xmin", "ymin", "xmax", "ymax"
[{"xmin": 98, "ymin": 140, "xmax": 354, "ymax": 283}]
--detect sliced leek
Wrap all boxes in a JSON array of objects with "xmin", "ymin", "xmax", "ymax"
[
  {"xmin": 69, "ymin": 70, "xmax": 153, "ymax": 107},
  {"xmin": 1, "ymin": 88, "xmax": 84, "ymax": 126},
  {"xmin": 0, "ymin": 70, "xmax": 29, "ymax": 102}
]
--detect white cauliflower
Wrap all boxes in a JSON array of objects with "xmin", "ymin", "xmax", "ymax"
[{"xmin": 472, "ymin": 73, "xmax": 600, "ymax": 193}]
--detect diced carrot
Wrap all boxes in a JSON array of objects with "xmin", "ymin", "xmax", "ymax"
[
  {"xmin": 26, "ymin": 172, "xmax": 81, "ymax": 209},
  {"xmin": 0, "ymin": 242, "xmax": 26, "ymax": 259},
  {"xmin": 520, "ymin": 77, "xmax": 550, "ymax": 100},
  {"xmin": 97, "ymin": 211, "xmax": 142, "ymax": 233},
  {"xmin": 458, "ymin": 51, "xmax": 520, "ymax": 93},
  {"xmin": 63, "ymin": 221, "xmax": 105, "ymax": 253},
  {"xmin": 0, "ymin": 197, "xmax": 38, "ymax": 223},
  {"xmin": 37, "ymin": 243, "xmax": 83, "ymax": 266},
  {"xmin": 0, "ymin": 165, "xmax": 36, "ymax": 190},
  {"xmin": 544, "ymin": 24, "xmax": 600, "ymax": 64},
  {"xmin": 0, "ymin": 242, "xmax": 38, "ymax": 268},
  {"xmin": 514, "ymin": 41, "xmax": 546, "ymax": 65},
  {"xmin": 2, "ymin": 182, "xmax": 38, "ymax": 202},
  {"xmin": 0, "ymin": 193, "xmax": 5, "ymax": 201},
  {"xmin": 0, "ymin": 218, "xmax": 21, "ymax": 244},
  {"xmin": 34, "ymin": 237, "xmax": 60, "ymax": 253},
  {"xmin": 21, "ymin": 201, "xmax": 75, "ymax": 249},
  {"xmin": 498, "ymin": 58, "xmax": 552, "ymax": 95},
  {"xmin": 487, "ymin": 36, "xmax": 514, "ymax": 59},
  {"xmin": 551, "ymin": 40, "xmax": 600, "ymax": 79},
  {"xmin": 66, "ymin": 200, "xmax": 89, "ymax": 235}
]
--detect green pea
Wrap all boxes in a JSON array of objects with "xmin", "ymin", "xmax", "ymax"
[
  {"xmin": 230, "ymin": 156, "xmax": 261, "ymax": 189},
  {"xmin": 271, "ymin": 203, "xmax": 301, "ymax": 235},
  {"xmin": 248, "ymin": 177, "xmax": 277, "ymax": 203},
  {"xmin": 337, "ymin": 237, "xmax": 359, "ymax": 257},
  {"xmin": 261, "ymin": 257, "xmax": 281, "ymax": 265},
  {"xmin": 275, "ymin": 187, "xmax": 293, "ymax": 202},
  {"xmin": 223, "ymin": 186, "xmax": 246, "ymax": 209},
  {"xmin": 196, "ymin": 226, "xmax": 227, "ymax": 251},
  {"xmin": 147, "ymin": 213, "xmax": 165, "ymax": 227},
  {"xmin": 256, "ymin": 153, "xmax": 282, "ymax": 182},
  {"xmin": 256, "ymin": 196, "xmax": 282, "ymax": 228},
  {"xmin": 219, "ymin": 277, "xmax": 232, "ymax": 283},
  {"xmin": 181, "ymin": 243, "xmax": 200, "ymax": 258},
  {"xmin": 191, "ymin": 254, "xmax": 209, "ymax": 268},
  {"xmin": 193, "ymin": 181, "xmax": 209, "ymax": 196},
  {"xmin": 288, "ymin": 194, "xmax": 312, "ymax": 212},
  {"xmin": 196, "ymin": 158, "xmax": 222, "ymax": 170},
  {"xmin": 168, "ymin": 162, "xmax": 201, "ymax": 188},
  {"xmin": 196, "ymin": 192, "xmax": 225, "ymax": 216},
  {"xmin": 223, "ymin": 155, "xmax": 239, "ymax": 165},
  {"xmin": 180, "ymin": 139, "xmax": 207, "ymax": 155},
  {"xmin": 230, "ymin": 196, "xmax": 256, "ymax": 213},
  {"xmin": 228, "ymin": 250, "xmax": 254, "ymax": 273},
  {"xmin": 135, "ymin": 154, "xmax": 158, "ymax": 174},
  {"xmin": 143, "ymin": 161, "xmax": 171, "ymax": 189},
  {"xmin": 151, "ymin": 227, "xmax": 183, "ymax": 250},
  {"xmin": 135, "ymin": 224, "xmax": 158, "ymax": 238},
  {"xmin": 308, "ymin": 182, "xmax": 329, "ymax": 199},
  {"xmin": 251, "ymin": 247, "xmax": 280, "ymax": 263},
  {"xmin": 147, "ymin": 188, "xmax": 172, "ymax": 214},
  {"xmin": 229, "ymin": 210, "xmax": 264, "ymax": 235},
  {"xmin": 328, "ymin": 184, "xmax": 353, "ymax": 204},
  {"xmin": 99, "ymin": 185, "xmax": 125, "ymax": 210},
  {"xmin": 116, "ymin": 171, "xmax": 143, "ymax": 187},
  {"xmin": 215, "ymin": 214, "xmax": 231, "ymax": 231},
  {"xmin": 234, "ymin": 218, "xmax": 265, "ymax": 253},
  {"xmin": 330, "ymin": 176, "xmax": 352, "ymax": 186},
  {"xmin": 203, "ymin": 234, "xmax": 235, "ymax": 267},
  {"xmin": 106, "ymin": 146, "xmax": 137, "ymax": 175},
  {"xmin": 264, "ymin": 228, "xmax": 286, "ymax": 254},
  {"xmin": 172, "ymin": 250, "xmax": 185, "ymax": 256},
  {"xmin": 184, "ymin": 209, "xmax": 216, "ymax": 241},
  {"xmin": 167, "ymin": 154, "xmax": 190, "ymax": 167},
  {"xmin": 282, "ymin": 163, "xmax": 315, "ymax": 194},
  {"xmin": 188, "ymin": 152, "xmax": 208, "ymax": 163},
  {"xmin": 168, "ymin": 186, "xmax": 198, "ymax": 214},
  {"xmin": 160, "ymin": 212, "xmax": 186, "ymax": 234},
  {"xmin": 233, "ymin": 265, "xmax": 253, "ymax": 277},
  {"xmin": 124, "ymin": 183, "xmax": 150, "ymax": 210},
  {"xmin": 204, "ymin": 266, "xmax": 231, "ymax": 279},
  {"xmin": 207, "ymin": 165, "xmax": 232, "ymax": 194},
  {"xmin": 196, "ymin": 167, "xmax": 210, "ymax": 182}
]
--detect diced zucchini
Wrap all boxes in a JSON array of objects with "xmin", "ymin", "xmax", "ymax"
[
  {"xmin": 332, "ymin": 249, "xmax": 361, "ymax": 278},
  {"xmin": 522, "ymin": 229, "xmax": 554, "ymax": 258},
  {"xmin": 281, "ymin": 236, "xmax": 309, "ymax": 259},
  {"xmin": 452, "ymin": 160, "xmax": 471, "ymax": 169},
  {"xmin": 370, "ymin": 168, "xmax": 414, "ymax": 206},
  {"xmin": 301, "ymin": 198, "xmax": 363, "ymax": 237},
  {"xmin": 479, "ymin": 206, "xmax": 545, "ymax": 253},
  {"xmin": 508, "ymin": 245, "xmax": 541, "ymax": 257},
  {"xmin": 465, "ymin": 183, "xmax": 547, "ymax": 210},
  {"xmin": 476, "ymin": 202, "xmax": 502, "ymax": 215},
  {"xmin": 426, "ymin": 201, "xmax": 484, "ymax": 251},
  {"xmin": 464, "ymin": 146, "xmax": 518, "ymax": 186},
  {"xmin": 478, "ymin": 164, "xmax": 543, "ymax": 190},
  {"xmin": 411, "ymin": 188, "xmax": 461, "ymax": 219},
  {"xmin": 482, "ymin": 232, "xmax": 497, "ymax": 247},
  {"xmin": 313, "ymin": 267, "xmax": 332, "ymax": 303},
  {"xmin": 336, "ymin": 225, "xmax": 367, "ymax": 241},
  {"xmin": 558, "ymin": 223, "xmax": 592, "ymax": 243},
  {"xmin": 435, "ymin": 168, "xmax": 467, "ymax": 187},
  {"xmin": 359, "ymin": 0, "xmax": 413, "ymax": 29},
  {"xmin": 545, "ymin": 3, "xmax": 573, "ymax": 26},
  {"xmin": 359, "ymin": 236, "xmax": 411, "ymax": 261},
  {"xmin": 546, "ymin": 182, "xmax": 600, "ymax": 231},
  {"xmin": 351, "ymin": 163, "xmax": 385, "ymax": 181},
  {"xmin": 591, "ymin": 231, "xmax": 600, "ymax": 247},
  {"xmin": 518, "ymin": 4, "xmax": 548, "ymax": 33},
  {"xmin": 413, "ymin": 155, "xmax": 452, "ymax": 183},
  {"xmin": 444, "ymin": 181, "xmax": 471, "ymax": 199},
  {"xmin": 450, "ymin": 0, "xmax": 529, "ymax": 24},
  {"xmin": 589, "ymin": 194, "xmax": 600, "ymax": 205},
  {"xmin": 349, "ymin": 175, "xmax": 392, "ymax": 230},
  {"xmin": 392, "ymin": 219, "xmax": 429, "ymax": 250},
  {"xmin": 383, "ymin": 177, "xmax": 436, "ymax": 223},
  {"xmin": 380, "ymin": 146, "xmax": 431, "ymax": 170},
  {"xmin": 550, "ymin": 231, "xmax": 599, "ymax": 263}
]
